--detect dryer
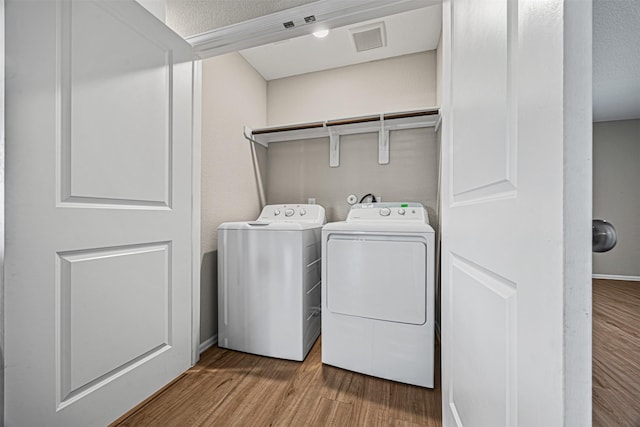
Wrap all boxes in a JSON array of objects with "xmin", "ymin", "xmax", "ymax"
[
  {"xmin": 322, "ymin": 202, "xmax": 435, "ymax": 387},
  {"xmin": 218, "ymin": 204, "xmax": 325, "ymax": 361}
]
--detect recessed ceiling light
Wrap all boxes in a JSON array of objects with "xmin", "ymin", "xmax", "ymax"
[{"xmin": 313, "ymin": 29, "xmax": 329, "ymax": 38}]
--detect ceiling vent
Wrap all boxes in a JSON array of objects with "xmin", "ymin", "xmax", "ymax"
[{"xmin": 350, "ymin": 21, "xmax": 387, "ymax": 52}]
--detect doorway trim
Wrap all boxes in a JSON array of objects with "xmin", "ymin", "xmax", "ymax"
[
  {"xmin": 1, "ymin": 0, "xmax": 6, "ymax": 421},
  {"xmin": 191, "ymin": 60, "xmax": 202, "ymax": 363}
]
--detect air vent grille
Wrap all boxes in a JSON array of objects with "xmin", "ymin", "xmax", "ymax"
[
  {"xmin": 350, "ymin": 22, "xmax": 387, "ymax": 52},
  {"xmin": 283, "ymin": 21, "xmax": 295, "ymax": 29}
]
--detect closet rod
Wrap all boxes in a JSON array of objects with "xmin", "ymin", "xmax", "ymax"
[
  {"xmin": 250, "ymin": 108, "xmax": 439, "ymax": 136},
  {"xmin": 326, "ymin": 110, "xmax": 440, "ymax": 127},
  {"xmin": 252, "ymin": 121, "xmax": 324, "ymax": 135}
]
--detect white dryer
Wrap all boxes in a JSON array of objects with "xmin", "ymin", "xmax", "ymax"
[
  {"xmin": 322, "ymin": 202, "xmax": 435, "ymax": 387},
  {"xmin": 218, "ymin": 204, "xmax": 325, "ymax": 361}
]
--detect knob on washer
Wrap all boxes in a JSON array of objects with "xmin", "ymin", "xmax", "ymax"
[
  {"xmin": 379, "ymin": 207, "xmax": 391, "ymax": 216},
  {"xmin": 285, "ymin": 208, "xmax": 295, "ymax": 217}
]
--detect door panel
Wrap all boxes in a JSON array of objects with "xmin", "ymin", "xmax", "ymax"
[
  {"xmin": 450, "ymin": 0, "xmax": 516, "ymax": 203},
  {"xmin": 61, "ymin": 2, "xmax": 173, "ymax": 206},
  {"xmin": 449, "ymin": 255, "xmax": 516, "ymax": 427},
  {"xmin": 5, "ymin": 1, "xmax": 195, "ymax": 425},
  {"xmin": 59, "ymin": 243, "xmax": 171, "ymax": 407}
]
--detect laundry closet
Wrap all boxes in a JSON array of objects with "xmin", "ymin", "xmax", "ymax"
[
  {"xmin": 3, "ymin": 1, "xmax": 596, "ymax": 425},
  {"xmin": 195, "ymin": 5, "xmax": 444, "ymax": 349}
]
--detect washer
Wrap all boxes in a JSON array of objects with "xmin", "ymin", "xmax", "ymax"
[
  {"xmin": 322, "ymin": 202, "xmax": 435, "ymax": 387},
  {"xmin": 218, "ymin": 204, "xmax": 325, "ymax": 361}
]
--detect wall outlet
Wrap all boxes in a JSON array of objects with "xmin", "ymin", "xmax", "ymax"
[{"xmin": 308, "ymin": 198, "xmax": 316, "ymax": 204}]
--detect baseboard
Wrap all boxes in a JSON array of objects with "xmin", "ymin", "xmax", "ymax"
[
  {"xmin": 199, "ymin": 334, "xmax": 218, "ymax": 354},
  {"xmin": 593, "ymin": 274, "xmax": 640, "ymax": 282}
]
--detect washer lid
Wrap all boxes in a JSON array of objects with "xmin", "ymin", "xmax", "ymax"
[{"xmin": 218, "ymin": 221, "xmax": 321, "ymax": 231}]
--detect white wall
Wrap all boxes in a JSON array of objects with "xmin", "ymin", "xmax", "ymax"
[
  {"xmin": 593, "ymin": 119, "xmax": 640, "ymax": 278},
  {"xmin": 267, "ymin": 51, "xmax": 437, "ymax": 125},
  {"xmin": 200, "ymin": 53, "xmax": 267, "ymax": 344}
]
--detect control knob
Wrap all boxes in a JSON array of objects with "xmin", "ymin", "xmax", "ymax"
[
  {"xmin": 379, "ymin": 207, "xmax": 391, "ymax": 216},
  {"xmin": 398, "ymin": 209, "xmax": 406, "ymax": 215},
  {"xmin": 274, "ymin": 209, "xmax": 281, "ymax": 216},
  {"xmin": 285, "ymin": 208, "xmax": 295, "ymax": 217},
  {"xmin": 299, "ymin": 208, "xmax": 307, "ymax": 216}
]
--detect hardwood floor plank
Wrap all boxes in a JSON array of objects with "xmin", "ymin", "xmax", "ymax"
[
  {"xmin": 269, "ymin": 343, "xmax": 327, "ymax": 426},
  {"xmin": 202, "ymin": 356, "xmax": 302, "ymax": 426},
  {"xmin": 113, "ymin": 337, "xmax": 442, "ymax": 426},
  {"xmin": 592, "ymin": 279, "xmax": 640, "ymax": 427},
  {"xmin": 308, "ymin": 396, "xmax": 354, "ymax": 426}
]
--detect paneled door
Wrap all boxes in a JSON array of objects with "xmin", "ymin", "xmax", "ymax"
[
  {"xmin": 4, "ymin": 1, "xmax": 196, "ymax": 425},
  {"xmin": 441, "ymin": 0, "xmax": 592, "ymax": 426}
]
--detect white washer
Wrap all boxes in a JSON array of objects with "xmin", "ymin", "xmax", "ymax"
[
  {"xmin": 322, "ymin": 202, "xmax": 435, "ymax": 387},
  {"xmin": 218, "ymin": 204, "xmax": 325, "ymax": 361}
]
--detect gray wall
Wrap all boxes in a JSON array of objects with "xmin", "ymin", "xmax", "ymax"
[
  {"xmin": 593, "ymin": 119, "xmax": 640, "ymax": 277},
  {"xmin": 266, "ymin": 129, "xmax": 440, "ymax": 225}
]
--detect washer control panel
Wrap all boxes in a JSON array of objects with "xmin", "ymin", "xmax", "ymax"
[
  {"xmin": 258, "ymin": 204, "xmax": 325, "ymax": 224},
  {"xmin": 346, "ymin": 202, "xmax": 429, "ymax": 224}
]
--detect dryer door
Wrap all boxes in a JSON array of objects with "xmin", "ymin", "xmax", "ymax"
[{"xmin": 326, "ymin": 235, "xmax": 427, "ymax": 325}]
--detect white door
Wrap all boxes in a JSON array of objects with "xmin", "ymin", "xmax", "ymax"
[
  {"xmin": 441, "ymin": 0, "xmax": 592, "ymax": 426},
  {"xmin": 4, "ymin": 1, "xmax": 196, "ymax": 425}
]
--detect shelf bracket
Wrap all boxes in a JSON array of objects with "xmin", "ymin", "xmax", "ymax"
[
  {"xmin": 378, "ymin": 115, "xmax": 390, "ymax": 165},
  {"xmin": 329, "ymin": 127, "xmax": 340, "ymax": 167},
  {"xmin": 243, "ymin": 125, "xmax": 268, "ymax": 148},
  {"xmin": 434, "ymin": 115, "xmax": 442, "ymax": 133}
]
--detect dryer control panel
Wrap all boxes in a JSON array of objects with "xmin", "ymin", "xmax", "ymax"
[
  {"xmin": 346, "ymin": 202, "xmax": 429, "ymax": 224},
  {"xmin": 257, "ymin": 204, "xmax": 326, "ymax": 225}
]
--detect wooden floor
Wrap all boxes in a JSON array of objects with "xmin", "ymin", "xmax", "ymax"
[
  {"xmin": 593, "ymin": 279, "xmax": 640, "ymax": 427},
  {"xmin": 113, "ymin": 337, "xmax": 442, "ymax": 426},
  {"xmin": 113, "ymin": 278, "xmax": 639, "ymax": 426}
]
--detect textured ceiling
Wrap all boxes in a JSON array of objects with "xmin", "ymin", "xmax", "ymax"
[
  {"xmin": 166, "ymin": 0, "xmax": 319, "ymax": 37},
  {"xmin": 593, "ymin": 0, "xmax": 640, "ymax": 122}
]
